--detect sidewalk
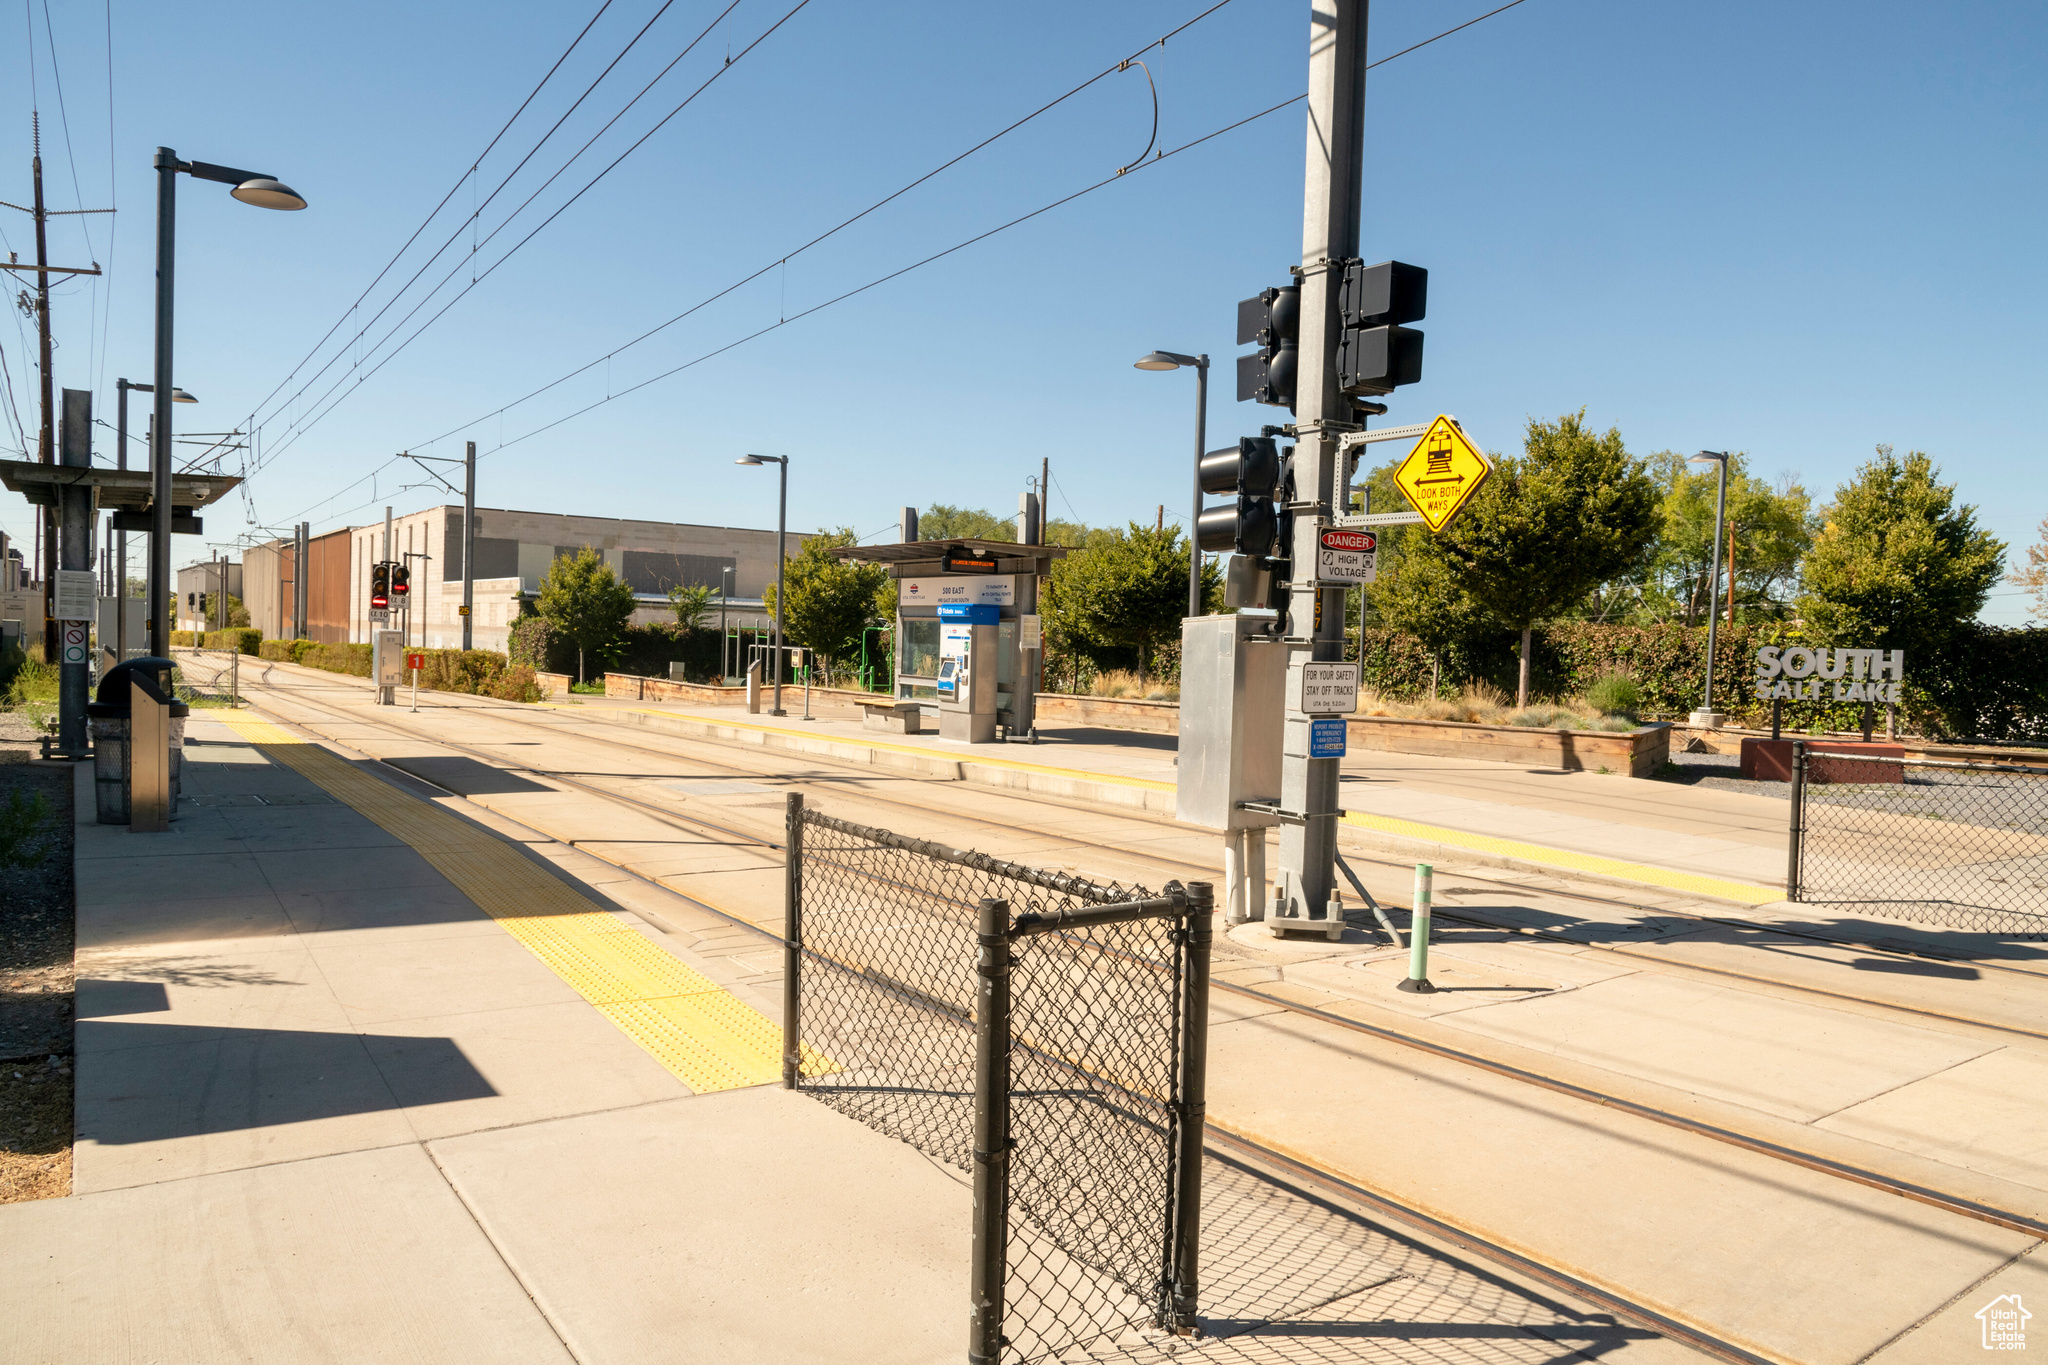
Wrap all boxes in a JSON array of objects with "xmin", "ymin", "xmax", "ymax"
[
  {"xmin": 553, "ymin": 687, "xmax": 1791, "ymax": 903},
  {"xmin": 0, "ymin": 707, "xmax": 1698, "ymax": 1363}
]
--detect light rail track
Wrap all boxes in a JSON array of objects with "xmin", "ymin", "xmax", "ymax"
[
  {"xmin": 224, "ymin": 660, "xmax": 2048, "ymax": 1031},
  {"xmin": 211, "ymin": 668, "xmax": 2048, "ymax": 1255}
]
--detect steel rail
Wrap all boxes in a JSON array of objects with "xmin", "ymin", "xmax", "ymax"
[
  {"xmin": 228, "ymin": 660, "xmax": 2048, "ymax": 1028},
  {"xmin": 217, "ymin": 675, "xmax": 2048, "ymax": 1248}
]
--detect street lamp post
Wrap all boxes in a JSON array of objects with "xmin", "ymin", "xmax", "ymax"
[
  {"xmin": 718, "ymin": 564, "xmax": 734, "ymax": 681},
  {"xmin": 1690, "ymin": 451, "xmax": 1731, "ymax": 727},
  {"xmin": 1134, "ymin": 351, "xmax": 1210, "ymax": 617},
  {"xmin": 148, "ymin": 148, "xmax": 306, "ymax": 661},
  {"xmin": 736, "ymin": 454, "xmax": 789, "ymax": 716}
]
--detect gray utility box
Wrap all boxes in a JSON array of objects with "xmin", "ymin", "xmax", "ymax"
[{"xmin": 1175, "ymin": 614, "xmax": 1286, "ymax": 831}]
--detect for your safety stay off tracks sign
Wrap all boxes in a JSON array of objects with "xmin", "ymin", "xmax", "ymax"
[{"xmin": 1392, "ymin": 416, "xmax": 1492, "ymax": 533}]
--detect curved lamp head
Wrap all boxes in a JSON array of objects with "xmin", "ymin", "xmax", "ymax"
[
  {"xmin": 735, "ymin": 455, "xmax": 764, "ymax": 466},
  {"xmin": 1690, "ymin": 450, "xmax": 1729, "ymax": 464},
  {"xmin": 172, "ymin": 388, "xmax": 198, "ymax": 404},
  {"xmin": 230, "ymin": 178, "xmax": 308, "ymax": 211},
  {"xmin": 1135, "ymin": 350, "xmax": 1202, "ymax": 372}
]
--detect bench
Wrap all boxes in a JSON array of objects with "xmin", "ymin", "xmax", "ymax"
[{"xmin": 861, "ymin": 701, "xmax": 924, "ymax": 735}]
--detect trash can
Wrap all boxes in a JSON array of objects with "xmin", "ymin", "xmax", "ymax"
[{"xmin": 89, "ymin": 657, "xmax": 189, "ymax": 824}]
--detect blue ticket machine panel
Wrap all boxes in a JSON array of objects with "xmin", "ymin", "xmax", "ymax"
[{"xmin": 936, "ymin": 604, "xmax": 998, "ymax": 741}]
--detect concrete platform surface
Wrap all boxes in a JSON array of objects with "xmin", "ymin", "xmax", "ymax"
[{"xmin": 1, "ymin": 707, "xmax": 1728, "ymax": 1364}]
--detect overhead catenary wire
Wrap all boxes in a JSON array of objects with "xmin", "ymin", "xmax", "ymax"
[
  {"xmin": 248, "ymin": 0, "xmax": 776, "ymax": 469},
  {"xmin": 273, "ymin": 0, "xmax": 1534, "ymax": 535},
  {"xmin": 238, "ymin": 0, "xmax": 622, "ymax": 430},
  {"xmin": 253, "ymin": 0, "xmax": 1243, "ymax": 478},
  {"xmin": 395, "ymin": 0, "xmax": 1247, "ymax": 459}
]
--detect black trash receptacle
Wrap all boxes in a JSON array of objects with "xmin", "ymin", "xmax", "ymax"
[{"xmin": 90, "ymin": 657, "xmax": 191, "ymax": 824}]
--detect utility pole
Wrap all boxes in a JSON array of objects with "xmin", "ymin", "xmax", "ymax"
[
  {"xmin": 1272, "ymin": 0, "xmax": 1370, "ymax": 932},
  {"xmin": 462, "ymin": 441, "xmax": 476, "ymax": 650},
  {"xmin": 32, "ymin": 121, "xmax": 54, "ymax": 660}
]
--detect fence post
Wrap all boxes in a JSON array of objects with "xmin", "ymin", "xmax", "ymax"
[
  {"xmin": 782, "ymin": 792, "xmax": 804, "ymax": 1089},
  {"xmin": 1786, "ymin": 741, "xmax": 1805, "ymax": 902},
  {"xmin": 1167, "ymin": 882, "xmax": 1213, "ymax": 1337},
  {"xmin": 969, "ymin": 896, "xmax": 1012, "ymax": 1365}
]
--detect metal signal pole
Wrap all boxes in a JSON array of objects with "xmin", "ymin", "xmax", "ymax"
[{"xmin": 1273, "ymin": 0, "xmax": 1370, "ymax": 932}]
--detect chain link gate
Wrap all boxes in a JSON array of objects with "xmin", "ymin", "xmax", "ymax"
[
  {"xmin": 780, "ymin": 794, "xmax": 1212, "ymax": 1362},
  {"xmin": 1788, "ymin": 743, "xmax": 2048, "ymax": 937}
]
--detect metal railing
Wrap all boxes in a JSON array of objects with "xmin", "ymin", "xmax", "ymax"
[
  {"xmin": 782, "ymin": 794, "xmax": 1211, "ymax": 1362},
  {"xmin": 1788, "ymin": 743, "xmax": 2048, "ymax": 937}
]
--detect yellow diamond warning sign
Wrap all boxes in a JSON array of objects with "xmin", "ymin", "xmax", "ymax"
[{"xmin": 1392, "ymin": 416, "xmax": 1492, "ymax": 533}]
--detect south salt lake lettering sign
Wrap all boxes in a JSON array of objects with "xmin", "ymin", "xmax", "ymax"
[{"xmin": 1753, "ymin": 646, "xmax": 1905, "ymax": 703}]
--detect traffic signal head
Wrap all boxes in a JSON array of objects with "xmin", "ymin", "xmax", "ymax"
[
  {"xmin": 1236, "ymin": 286, "xmax": 1299, "ymax": 409},
  {"xmin": 1195, "ymin": 437, "xmax": 1282, "ymax": 558},
  {"xmin": 370, "ymin": 562, "xmax": 390, "ymax": 610},
  {"xmin": 1336, "ymin": 260, "xmax": 1426, "ymax": 396},
  {"xmin": 391, "ymin": 563, "xmax": 410, "ymax": 598}
]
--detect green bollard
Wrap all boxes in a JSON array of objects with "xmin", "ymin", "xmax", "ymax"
[{"xmin": 1396, "ymin": 863, "xmax": 1436, "ymax": 994}]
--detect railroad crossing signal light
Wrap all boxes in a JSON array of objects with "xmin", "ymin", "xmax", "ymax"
[
  {"xmin": 370, "ymin": 562, "xmax": 390, "ymax": 610},
  {"xmin": 1335, "ymin": 260, "xmax": 1426, "ymax": 396},
  {"xmin": 1236, "ymin": 286, "xmax": 1299, "ymax": 409},
  {"xmin": 391, "ymin": 563, "xmax": 410, "ymax": 598},
  {"xmin": 1195, "ymin": 437, "xmax": 1282, "ymax": 557}
]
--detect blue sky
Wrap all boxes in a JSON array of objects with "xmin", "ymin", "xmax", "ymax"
[{"xmin": 5, "ymin": 0, "xmax": 2044, "ymax": 621}]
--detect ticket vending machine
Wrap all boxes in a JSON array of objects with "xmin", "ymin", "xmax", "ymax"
[{"xmin": 936, "ymin": 603, "xmax": 998, "ymax": 743}]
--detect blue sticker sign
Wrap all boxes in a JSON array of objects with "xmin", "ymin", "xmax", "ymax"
[{"xmin": 1309, "ymin": 716, "xmax": 1347, "ymax": 759}]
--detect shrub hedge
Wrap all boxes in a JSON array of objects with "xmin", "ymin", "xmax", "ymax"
[
  {"xmin": 509, "ymin": 614, "xmax": 725, "ymax": 683},
  {"xmin": 1349, "ymin": 621, "xmax": 2048, "ymax": 743}
]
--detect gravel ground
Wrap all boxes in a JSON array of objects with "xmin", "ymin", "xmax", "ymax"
[
  {"xmin": 0, "ymin": 710, "xmax": 75, "ymax": 1203},
  {"xmin": 1646, "ymin": 748, "xmax": 1793, "ymax": 800}
]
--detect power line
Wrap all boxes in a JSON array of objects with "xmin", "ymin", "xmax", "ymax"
[
  {"xmin": 394, "ymin": 0, "xmax": 1248, "ymax": 458},
  {"xmin": 278, "ymin": 0, "xmax": 1533, "ymax": 532},
  {"xmin": 237, "ymin": 0, "xmax": 622, "ymax": 430},
  {"xmin": 436, "ymin": 91, "xmax": 1309, "ymax": 465},
  {"xmin": 250, "ymin": 0, "xmax": 789, "ymax": 468}
]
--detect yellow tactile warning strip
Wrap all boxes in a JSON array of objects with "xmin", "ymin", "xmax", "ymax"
[
  {"xmin": 591, "ymin": 704, "xmax": 1782, "ymax": 905},
  {"xmin": 211, "ymin": 709, "xmax": 797, "ymax": 1092},
  {"xmin": 1339, "ymin": 810, "xmax": 1783, "ymax": 906}
]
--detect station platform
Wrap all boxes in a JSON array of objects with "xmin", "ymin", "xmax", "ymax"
[
  {"xmin": 5, "ymin": 691, "xmax": 2037, "ymax": 1364},
  {"xmin": 551, "ymin": 688, "xmax": 1791, "ymax": 906},
  {"xmin": 0, "ymin": 707, "xmax": 1704, "ymax": 1363}
]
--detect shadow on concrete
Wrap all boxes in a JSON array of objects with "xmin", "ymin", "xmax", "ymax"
[
  {"xmin": 1043, "ymin": 1152, "xmax": 1658, "ymax": 1362},
  {"xmin": 76, "ymin": 1021, "xmax": 496, "ymax": 1144},
  {"xmin": 73, "ymin": 980, "xmax": 171, "ymax": 1016},
  {"xmin": 379, "ymin": 756, "xmax": 553, "ymax": 795}
]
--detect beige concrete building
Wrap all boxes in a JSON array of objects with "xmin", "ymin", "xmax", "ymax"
[{"xmin": 346, "ymin": 506, "xmax": 804, "ymax": 651}]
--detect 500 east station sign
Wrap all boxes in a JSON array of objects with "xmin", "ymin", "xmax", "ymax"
[{"xmin": 1753, "ymin": 646, "xmax": 1905, "ymax": 703}]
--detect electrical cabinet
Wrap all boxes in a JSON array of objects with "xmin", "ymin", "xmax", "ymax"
[{"xmin": 1175, "ymin": 614, "xmax": 1285, "ymax": 831}]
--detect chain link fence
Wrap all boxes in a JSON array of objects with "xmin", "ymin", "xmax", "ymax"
[
  {"xmin": 781, "ymin": 795, "xmax": 1211, "ymax": 1363},
  {"xmin": 168, "ymin": 647, "xmax": 241, "ymax": 707},
  {"xmin": 1789, "ymin": 745, "xmax": 2048, "ymax": 937}
]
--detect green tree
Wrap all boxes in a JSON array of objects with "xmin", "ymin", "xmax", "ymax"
[
  {"xmin": 1628, "ymin": 451, "xmax": 1814, "ymax": 625},
  {"xmin": 1798, "ymin": 447, "xmax": 2004, "ymax": 658},
  {"xmin": 762, "ymin": 528, "xmax": 888, "ymax": 682},
  {"xmin": 537, "ymin": 547, "xmax": 637, "ymax": 684},
  {"xmin": 918, "ymin": 504, "xmax": 1017, "ymax": 542},
  {"xmin": 1430, "ymin": 412, "xmax": 1660, "ymax": 706},
  {"xmin": 1043, "ymin": 523, "xmax": 1216, "ymax": 683},
  {"xmin": 666, "ymin": 582, "xmax": 713, "ymax": 633},
  {"xmin": 2009, "ymin": 515, "xmax": 2048, "ymax": 620}
]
